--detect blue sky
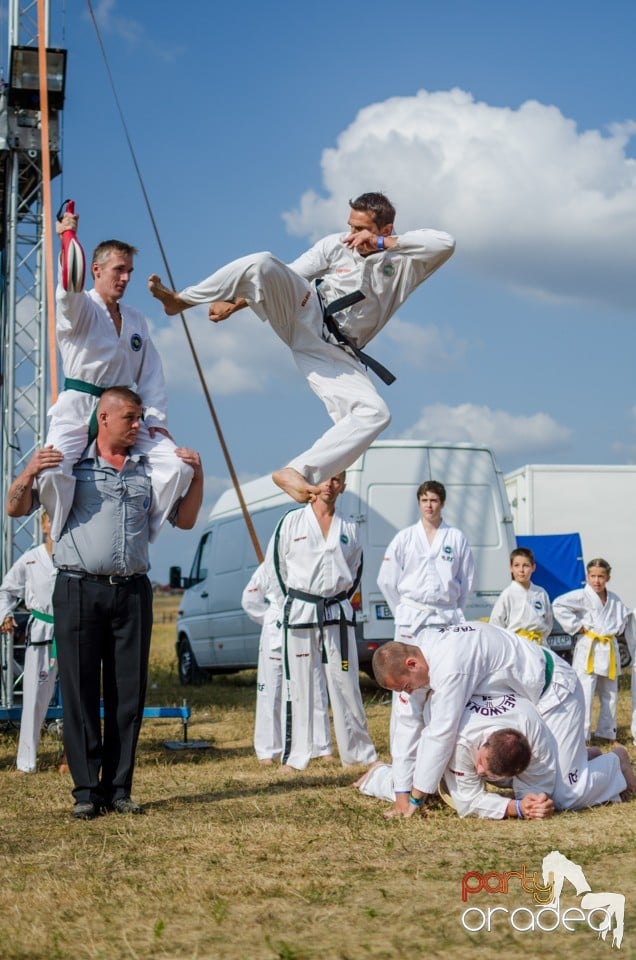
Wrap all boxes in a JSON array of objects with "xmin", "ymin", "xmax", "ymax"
[{"xmin": 11, "ymin": 0, "xmax": 635, "ymax": 579}]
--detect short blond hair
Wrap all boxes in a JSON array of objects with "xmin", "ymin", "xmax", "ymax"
[{"xmin": 372, "ymin": 641, "xmax": 415, "ymax": 689}]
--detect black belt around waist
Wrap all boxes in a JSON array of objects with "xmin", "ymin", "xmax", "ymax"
[
  {"xmin": 285, "ymin": 587, "xmax": 352, "ymax": 670},
  {"xmin": 316, "ymin": 286, "xmax": 396, "ymax": 386},
  {"xmin": 59, "ymin": 570, "xmax": 146, "ymax": 586}
]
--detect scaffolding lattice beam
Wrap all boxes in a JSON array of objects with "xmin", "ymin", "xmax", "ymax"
[{"xmin": 0, "ymin": 0, "xmax": 60, "ymax": 577}]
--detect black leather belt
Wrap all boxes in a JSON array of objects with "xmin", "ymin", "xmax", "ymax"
[{"xmin": 60, "ymin": 570, "xmax": 146, "ymax": 586}]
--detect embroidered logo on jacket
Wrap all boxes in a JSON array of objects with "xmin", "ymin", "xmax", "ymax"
[{"xmin": 130, "ymin": 333, "xmax": 143, "ymax": 352}]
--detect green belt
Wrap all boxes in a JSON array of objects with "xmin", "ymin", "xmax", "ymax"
[
  {"xmin": 31, "ymin": 609, "xmax": 54, "ymax": 624},
  {"xmin": 64, "ymin": 377, "xmax": 105, "ymax": 398},
  {"xmin": 542, "ymin": 649, "xmax": 554, "ymax": 695},
  {"xmin": 30, "ymin": 609, "xmax": 56, "ymax": 666},
  {"xmin": 64, "ymin": 377, "xmax": 106, "ymax": 441}
]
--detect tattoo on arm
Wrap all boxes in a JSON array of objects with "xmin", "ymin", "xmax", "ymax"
[{"xmin": 8, "ymin": 482, "xmax": 27, "ymax": 505}]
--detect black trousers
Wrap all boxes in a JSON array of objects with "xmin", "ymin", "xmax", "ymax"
[{"xmin": 53, "ymin": 572, "xmax": 153, "ymax": 804}]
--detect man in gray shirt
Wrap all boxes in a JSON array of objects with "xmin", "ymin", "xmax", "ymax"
[{"xmin": 7, "ymin": 386, "xmax": 203, "ymax": 819}]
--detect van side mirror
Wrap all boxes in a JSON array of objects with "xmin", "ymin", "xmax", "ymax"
[{"xmin": 169, "ymin": 566, "xmax": 182, "ymax": 589}]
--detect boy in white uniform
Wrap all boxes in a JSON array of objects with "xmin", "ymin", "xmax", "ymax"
[
  {"xmin": 0, "ymin": 513, "xmax": 57, "ymax": 772},
  {"xmin": 40, "ymin": 212, "xmax": 192, "ymax": 541},
  {"xmin": 355, "ymin": 690, "xmax": 631, "ymax": 817},
  {"xmin": 268, "ymin": 473, "xmax": 377, "ymax": 770},
  {"xmin": 553, "ymin": 558, "xmax": 633, "ymax": 741},
  {"xmin": 490, "ymin": 546, "xmax": 553, "ymax": 644},
  {"xmin": 371, "ymin": 623, "xmax": 599, "ymax": 818},
  {"xmin": 148, "ymin": 192, "xmax": 455, "ymax": 504},
  {"xmin": 241, "ymin": 562, "xmax": 332, "ymax": 763},
  {"xmin": 378, "ymin": 480, "xmax": 475, "ymax": 636},
  {"xmin": 378, "ymin": 479, "xmax": 474, "ymax": 749}
]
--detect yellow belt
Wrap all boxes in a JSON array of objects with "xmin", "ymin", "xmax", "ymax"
[
  {"xmin": 584, "ymin": 631, "xmax": 617, "ymax": 680},
  {"xmin": 516, "ymin": 628, "xmax": 543, "ymax": 644}
]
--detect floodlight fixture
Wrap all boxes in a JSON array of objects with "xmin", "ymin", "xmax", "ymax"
[{"xmin": 8, "ymin": 45, "xmax": 67, "ymax": 111}]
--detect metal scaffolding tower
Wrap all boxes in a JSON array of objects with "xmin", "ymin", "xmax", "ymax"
[{"xmin": 0, "ymin": 0, "xmax": 63, "ymax": 578}]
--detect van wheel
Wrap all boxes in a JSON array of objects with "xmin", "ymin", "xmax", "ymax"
[{"xmin": 177, "ymin": 638, "xmax": 207, "ymax": 686}]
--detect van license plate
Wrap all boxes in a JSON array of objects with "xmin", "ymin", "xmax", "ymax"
[
  {"xmin": 547, "ymin": 634, "xmax": 571, "ymax": 650},
  {"xmin": 375, "ymin": 604, "xmax": 393, "ymax": 620}
]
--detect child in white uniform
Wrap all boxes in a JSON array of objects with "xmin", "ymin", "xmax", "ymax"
[
  {"xmin": 490, "ymin": 547, "xmax": 553, "ymax": 645},
  {"xmin": 553, "ymin": 558, "xmax": 633, "ymax": 741}
]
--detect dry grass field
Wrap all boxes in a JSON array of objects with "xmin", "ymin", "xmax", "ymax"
[{"xmin": 1, "ymin": 594, "xmax": 635, "ymax": 960}]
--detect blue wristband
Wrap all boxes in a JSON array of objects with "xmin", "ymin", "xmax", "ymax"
[
  {"xmin": 515, "ymin": 798, "xmax": 524, "ymax": 819},
  {"xmin": 377, "ymin": 235, "xmax": 385, "ymax": 251}
]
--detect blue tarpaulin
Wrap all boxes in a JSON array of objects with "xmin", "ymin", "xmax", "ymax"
[{"xmin": 516, "ymin": 533, "xmax": 585, "ymax": 601}]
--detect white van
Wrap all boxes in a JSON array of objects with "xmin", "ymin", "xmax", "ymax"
[{"xmin": 172, "ymin": 440, "xmax": 516, "ymax": 683}]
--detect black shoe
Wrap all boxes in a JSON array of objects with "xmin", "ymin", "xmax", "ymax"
[
  {"xmin": 72, "ymin": 801, "xmax": 101, "ymax": 820},
  {"xmin": 110, "ymin": 797, "xmax": 144, "ymax": 815}
]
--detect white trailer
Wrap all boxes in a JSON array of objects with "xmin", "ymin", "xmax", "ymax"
[
  {"xmin": 173, "ymin": 440, "xmax": 516, "ymax": 683},
  {"xmin": 505, "ymin": 464, "xmax": 636, "ymax": 608}
]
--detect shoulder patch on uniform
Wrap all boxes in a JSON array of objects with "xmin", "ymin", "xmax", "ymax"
[
  {"xmin": 382, "ymin": 263, "xmax": 395, "ymax": 277},
  {"xmin": 130, "ymin": 333, "xmax": 143, "ymax": 352},
  {"xmin": 340, "ymin": 534, "xmax": 349, "ymax": 544}
]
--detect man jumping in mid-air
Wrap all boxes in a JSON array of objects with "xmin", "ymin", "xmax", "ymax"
[{"xmin": 149, "ymin": 192, "xmax": 455, "ymax": 503}]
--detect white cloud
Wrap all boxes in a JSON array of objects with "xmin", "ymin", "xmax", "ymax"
[
  {"xmin": 399, "ymin": 403, "xmax": 572, "ymax": 458},
  {"xmin": 150, "ymin": 307, "xmax": 301, "ymax": 396},
  {"xmin": 379, "ymin": 315, "xmax": 467, "ymax": 368},
  {"xmin": 89, "ymin": 0, "xmax": 144, "ymax": 43},
  {"xmin": 87, "ymin": 0, "xmax": 184, "ymax": 60},
  {"xmin": 284, "ymin": 88, "xmax": 636, "ymax": 311}
]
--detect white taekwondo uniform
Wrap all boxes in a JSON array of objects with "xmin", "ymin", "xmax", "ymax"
[
  {"xmin": 178, "ymin": 229, "xmax": 454, "ymax": 484},
  {"xmin": 269, "ymin": 505, "xmax": 377, "ymax": 770},
  {"xmin": 241, "ymin": 562, "xmax": 331, "ymax": 761},
  {"xmin": 490, "ymin": 580, "xmax": 553, "ymax": 644},
  {"xmin": 40, "ymin": 278, "xmax": 193, "ymax": 541},
  {"xmin": 377, "ymin": 519, "xmax": 474, "ymax": 751},
  {"xmin": 0, "ymin": 545, "xmax": 57, "ymax": 772},
  {"xmin": 553, "ymin": 585, "xmax": 633, "ymax": 740},
  {"xmin": 390, "ymin": 621, "xmax": 597, "ymax": 811},
  {"xmin": 378, "ymin": 521, "xmax": 475, "ymax": 635},
  {"xmin": 359, "ymin": 691, "xmax": 625, "ymax": 815}
]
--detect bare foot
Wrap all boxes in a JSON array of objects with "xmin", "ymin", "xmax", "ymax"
[
  {"xmin": 208, "ymin": 299, "xmax": 248, "ymax": 323},
  {"xmin": 352, "ymin": 759, "xmax": 384, "ymax": 790},
  {"xmin": 272, "ymin": 468, "xmax": 320, "ymax": 504},
  {"xmin": 279, "ymin": 764, "xmax": 297, "ymax": 775},
  {"xmin": 258, "ymin": 758, "xmax": 274, "ymax": 765},
  {"xmin": 148, "ymin": 274, "xmax": 190, "ymax": 316},
  {"xmin": 613, "ymin": 744, "xmax": 636, "ymax": 792}
]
